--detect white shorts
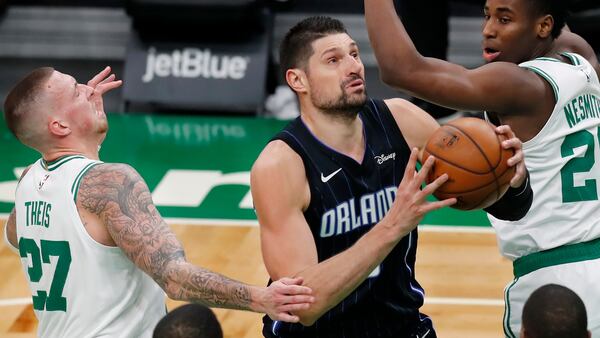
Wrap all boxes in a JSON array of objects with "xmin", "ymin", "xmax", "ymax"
[{"xmin": 503, "ymin": 256, "xmax": 600, "ymax": 338}]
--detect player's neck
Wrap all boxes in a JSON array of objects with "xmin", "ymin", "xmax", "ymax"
[
  {"xmin": 42, "ymin": 142, "xmax": 100, "ymax": 162},
  {"xmin": 533, "ymin": 39, "xmax": 557, "ymax": 60},
  {"xmin": 301, "ymin": 110, "xmax": 365, "ymax": 162}
]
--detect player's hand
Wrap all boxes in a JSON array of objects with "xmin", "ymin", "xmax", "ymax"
[
  {"xmin": 259, "ymin": 277, "xmax": 315, "ymax": 323},
  {"xmin": 87, "ymin": 66, "xmax": 123, "ymax": 117},
  {"xmin": 380, "ymin": 148, "xmax": 456, "ymax": 239},
  {"xmin": 495, "ymin": 125, "xmax": 526, "ymax": 188}
]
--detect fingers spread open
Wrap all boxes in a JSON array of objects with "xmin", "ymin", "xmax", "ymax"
[
  {"xmin": 401, "ymin": 148, "xmax": 419, "ymax": 185},
  {"xmin": 419, "ymin": 198, "xmax": 457, "ymax": 213},
  {"xmin": 88, "ymin": 66, "xmax": 111, "ymax": 88},
  {"xmin": 99, "ymin": 74, "xmax": 116, "ymax": 85},
  {"xmin": 420, "ymin": 173, "xmax": 448, "ymax": 197},
  {"xmin": 95, "ymin": 80, "xmax": 123, "ymax": 95},
  {"xmin": 414, "ymin": 155, "xmax": 435, "ymax": 185}
]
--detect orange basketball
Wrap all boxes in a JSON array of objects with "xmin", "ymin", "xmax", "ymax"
[{"xmin": 423, "ymin": 117, "xmax": 515, "ymax": 210}]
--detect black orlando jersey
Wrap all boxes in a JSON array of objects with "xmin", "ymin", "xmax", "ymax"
[{"xmin": 263, "ymin": 99, "xmax": 433, "ymax": 338}]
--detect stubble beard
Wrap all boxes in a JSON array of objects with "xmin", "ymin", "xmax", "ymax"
[{"xmin": 312, "ymin": 82, "xmax": 368, "ymax": 121}]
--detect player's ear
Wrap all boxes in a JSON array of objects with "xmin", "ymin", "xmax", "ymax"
[
  {"xmin": 537, "ymin": 14, "xmax": 553, "ymax": 39},
  {"xmin": 286, "ymin": 68, "xmax": 308, "ymax": 94},
  {"xmin": 48, "ymin": 119, "xmax": 71, "ymax": 137}
]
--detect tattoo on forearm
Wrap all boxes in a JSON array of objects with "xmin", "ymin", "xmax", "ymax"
[{"xmin": 77, "ymin": 164, "xmax": 252, "ymax": 310}]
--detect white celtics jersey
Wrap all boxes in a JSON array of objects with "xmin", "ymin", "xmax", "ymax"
[
  {"xmin": 14, "ymin": 155, "xmax": 166, "ymax": 338},
  {"xmin": 489, "ymin": 53, "xmax": 600, "ymax": 260}
]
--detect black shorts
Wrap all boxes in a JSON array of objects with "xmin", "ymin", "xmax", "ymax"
[{"xmin": 263, "ymin": 314, "xmax": 437, "ymax": 338}]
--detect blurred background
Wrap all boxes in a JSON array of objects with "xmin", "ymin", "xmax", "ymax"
[
  {"xmin": 0, "ymin": 0, "xmax": 596, "ymax": 117},
  {"xmin": 0, "ymin": 1, "xmax": 599, "ymax": 338}
]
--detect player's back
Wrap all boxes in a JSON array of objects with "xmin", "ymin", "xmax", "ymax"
[
  {"xmin": 489, "ymin": 53, "xmax": 600, "ymax": 260},
  {"xmin": 15, "ymin": 155, "xmax": 166, "ymax": 338}
]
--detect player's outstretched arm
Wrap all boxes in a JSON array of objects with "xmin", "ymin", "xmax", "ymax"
[
  {"xmin": 363, "ymin": 0, "xmax": 544, "ymax": 115},
  {"xmin": 76, "ymin": 163, "xmax": 313, "ymax": 323},
  {"xmin": 252, "ymin": 143, "xmax": 455, "ymax": 326}
]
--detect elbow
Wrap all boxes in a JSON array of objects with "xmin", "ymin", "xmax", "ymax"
[
  {"xmin": 299, "ymin": 317, "xmax": 317, "ymax": 327},
  {"xmin": 292, "ymin": 294, "xmax": 331, "ymax": 327},
  {"xmin": 161, "ymin": 265, "xmax": 186, "ymax": 301},
  {"xmin": 163, "ymin": 278, "xmax": 183, "ymax": 300},
  {"xmin": 294, "ymin": 308, "xmax": 320, "ymax": 327}
]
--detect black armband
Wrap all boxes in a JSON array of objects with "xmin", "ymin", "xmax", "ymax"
[{"xmin": 484, "ymin": 170, "xmax": 533, "ymax": 221}]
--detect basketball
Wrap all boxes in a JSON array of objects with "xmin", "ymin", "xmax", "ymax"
[{"xmin": 423, "ymin": 117, "xmax": 515, "ymax": 210}]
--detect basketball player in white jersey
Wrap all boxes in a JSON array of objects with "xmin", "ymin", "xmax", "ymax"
[
  {"xmin": 365, "ymin": 0, "xmax": 600, "ymax": 336},
  {"xmin": 2, "ymin": 66, "xmax": 314, "ymax": 338}
]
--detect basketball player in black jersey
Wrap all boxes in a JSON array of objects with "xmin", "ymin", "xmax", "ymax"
[{"xmin": 251, "ymin": 16, "xmax": 532, "ymax": 338}]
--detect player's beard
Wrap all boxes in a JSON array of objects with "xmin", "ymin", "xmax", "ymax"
[{"xmin": 311, "ymin": 76, "xmax": 367, "ymax": 120}]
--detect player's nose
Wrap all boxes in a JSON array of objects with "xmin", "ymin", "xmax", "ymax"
[{"xmin": 482, "ymin": 20, "xmax": 496, "ymax": 39}]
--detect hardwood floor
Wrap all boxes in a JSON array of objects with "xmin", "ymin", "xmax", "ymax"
[{"xmin": 0, "ymin": 221, "xmax": 513, "ymax": 338}]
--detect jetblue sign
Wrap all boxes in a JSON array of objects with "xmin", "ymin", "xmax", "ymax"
[
  {"xmin": 142, "ymin": 47, "xmax": 250, "ymax": 82},
  {"xmin": 123, "ymin": 31, "xmax": 270, "ymax": 113}
]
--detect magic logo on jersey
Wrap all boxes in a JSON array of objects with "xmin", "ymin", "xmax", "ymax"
[{"xmin": 320, "ymin": 186, "xmax": 396, "ymax": 237}]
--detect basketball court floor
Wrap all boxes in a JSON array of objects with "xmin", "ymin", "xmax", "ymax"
[
  {"xmin": 0, "ymin": 219, "xmax": 512, "ymax": 338},
  {"xmin": 0, "ymin": 114, "xmax": 514, "ymax": 337}
]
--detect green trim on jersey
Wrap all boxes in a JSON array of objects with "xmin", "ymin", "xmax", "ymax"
[
  {"xmin": 503, "ymin": 278, "xmax": 519, "ymax": 338},
  {"xmin": 71, "ymin": 162, "xmax": 100, "ymax": 201},
  {"xmin": 561, "ymin": 52, "xmax": 581, "ymax": 66},
  {"xmin": 42, "ymin": 155, "xmax": 85, "ymax": 172},
  {"xmin": 524, "ymin": 65, "xmax": 560, "ymax": 102},
  {"xmin": 534, "ymin": 57, "xmax": 561, "ymax": 63},
  {"xmin": 513, "ymin": 237, "xmax": 600, "ymax": 278}
]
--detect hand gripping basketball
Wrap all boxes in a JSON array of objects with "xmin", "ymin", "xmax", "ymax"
[{"xmin": 423, "ymin": 117, "xmax": 516, "ymax": 210}]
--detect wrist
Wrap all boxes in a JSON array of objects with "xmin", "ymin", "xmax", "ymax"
[
  {"xmin": 249, "ymin": 286, "xmax": 265, "ymax": 313},
  {"xmin": 372, "ymin": 218, "xmax": 404, "ymax": 246},
  {"xmin": 510, "ymin": 170, "xmax": 530, "ymax": 194}
]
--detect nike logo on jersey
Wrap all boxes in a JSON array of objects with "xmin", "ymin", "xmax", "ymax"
[
  {"xmin": 582, "ymin": 68, "xmax": 592, "ymax": 82},
  {"xmin": 38, "ymin": 174, "xmax": 50, "ymax": 190},
  {"xmin": 321, "ymin": 168, "xmax": 342, "ymax": 183}
]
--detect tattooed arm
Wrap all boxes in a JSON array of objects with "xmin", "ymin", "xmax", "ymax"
[{"xmin": 76, "ymin": 163, "xmax": 313, "ymax": 322}]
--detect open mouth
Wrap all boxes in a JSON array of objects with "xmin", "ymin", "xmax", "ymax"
[
  {"xmin": 346, "ymin": 79, "xmax": 364, "ymax": 89},
  {"xmin": 483, "ymin": 48, "xmax": 501, "ymax": 62}
]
